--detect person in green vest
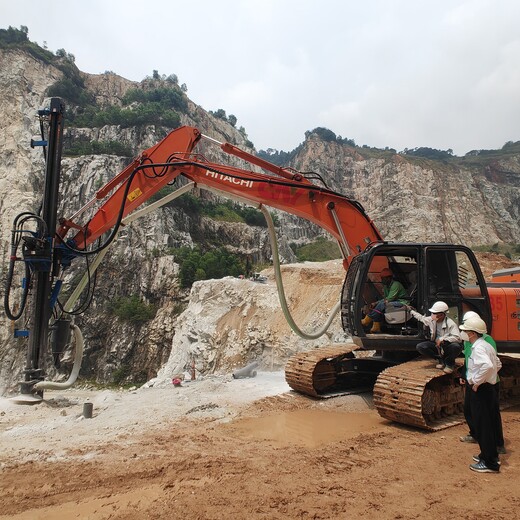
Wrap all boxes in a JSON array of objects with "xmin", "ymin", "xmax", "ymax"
[
  {"xmin": 459, "ymin": 311, "xmax": 505, "ymax": 454},
  {"xmin": 361, "ymin": 267, "xmax": 409, "ymax": 333}
]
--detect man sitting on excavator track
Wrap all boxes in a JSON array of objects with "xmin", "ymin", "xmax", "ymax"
[
  {"xmin": 408, "ymin": 301, "xmax": 463, "ymax": 374},
  {"xmin": 361, "ymin": 267, "xmax": 409, "ymax": 333}
]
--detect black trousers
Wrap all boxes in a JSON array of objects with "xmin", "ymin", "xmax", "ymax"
[
  {"xmin": 469, "ymin": 382, "xmax": 500, "ymax": 469},
  {"xmin": 416, "ymin": 340, "xmax": 462, "ymax": 368},
  {"xmin": 464, "ymin": 381, "xmax": 504, "ymax": 447}
]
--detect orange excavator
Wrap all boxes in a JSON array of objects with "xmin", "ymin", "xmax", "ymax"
[{"xmin": 5, "ymin": 98, "xmax": 520, "ymax": 428}]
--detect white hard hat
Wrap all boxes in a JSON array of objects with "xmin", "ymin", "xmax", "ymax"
[
  {"xmin": 460, "ymin": 316, "xmax": 487, "ymax": 335},
  {"xmin": 463, "ymin": 311, "xmax": 480, "ymax": 322},
  {"xmin": 429, "ymin": 301, "xmax": 449, "ymax": 313}
]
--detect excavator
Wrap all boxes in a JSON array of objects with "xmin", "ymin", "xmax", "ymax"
[{"xmin": 4, "ymin": 98, "xmax": 520, "ymax": 430}]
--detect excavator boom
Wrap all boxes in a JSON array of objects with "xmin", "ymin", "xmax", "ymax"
[{"xmin": 58, "ymin": 126, "xmax": 382, "ymax": 267}]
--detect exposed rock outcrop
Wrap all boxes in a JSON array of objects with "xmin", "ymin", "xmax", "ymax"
[
  {"xmin": 295, "ymin": 136, "xmax": 520, "ymax": 245},
  {"xmin": 156, "ymin": 261, "xmax": 347, "ymax": 383}
]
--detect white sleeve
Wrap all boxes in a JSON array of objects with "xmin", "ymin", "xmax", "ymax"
[
  {"xmin": 410, "ymin": 310, "xmax": 428, "ymax": 326},
  {"xmin": 471, "ymin": 345, "xmax": 494, "ymax": 386}
]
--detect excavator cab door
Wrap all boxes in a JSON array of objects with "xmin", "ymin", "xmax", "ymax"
[
  {"xmin": 342, "ymin": 243, "xmax": 420, "ymax": 342},
  {"xmin": 423, "ymin": 245, "xmax": 492, "ymax": 330}
]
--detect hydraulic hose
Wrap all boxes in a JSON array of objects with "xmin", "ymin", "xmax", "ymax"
[
  {"xmin": 196, "ymin": 184, "xmax": 342, "ymax": 340},
  {"xmin": 33, "ymin": 323, "xmax": 84, "ymax": 391},
  {"xmin": 4, "ymin": 212, "xmax": 47, "ymax": 320},
  {"xmin": 260, "ymin": 206, "xmax": 340, "ymax": 340},
  {"xmin": 4, "ymin": 259, "xmax": 31, "ymax": 321}
]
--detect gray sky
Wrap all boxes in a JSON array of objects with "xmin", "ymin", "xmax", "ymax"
[{"xmin": 3, "ymin": 0, "xmax": 520, "ymax": 155}]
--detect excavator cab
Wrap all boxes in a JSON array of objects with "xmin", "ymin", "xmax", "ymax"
[{"xmin": 341, "ymin": 242, "xmax": 492, "ymax": 351}]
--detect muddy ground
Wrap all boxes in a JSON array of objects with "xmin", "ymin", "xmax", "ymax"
[{"xmin": 1, "ymin": 371, "xmax": 519, "ymax": 520}]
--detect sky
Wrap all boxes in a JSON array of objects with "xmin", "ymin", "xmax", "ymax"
[{"xmin": 2, "ymin": 0, "xmax": 520, "ymax": 155}]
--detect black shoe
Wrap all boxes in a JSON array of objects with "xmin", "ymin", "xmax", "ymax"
[
  {"xmin": 472, "ymin": 455, "xmax": 501, "ymax": 465},
  {"xmin": 470, "ymin": 460, "xmax": 499, "ymax": 473}
]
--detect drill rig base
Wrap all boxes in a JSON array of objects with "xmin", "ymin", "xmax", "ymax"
[{"xmin": 9, "ymin": 393, "xmax": 43, "ymax": 405}]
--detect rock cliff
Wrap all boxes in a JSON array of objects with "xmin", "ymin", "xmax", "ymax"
[{"xmin": 293, "ymin": 137, "xmax": 520, "ymax": 245}]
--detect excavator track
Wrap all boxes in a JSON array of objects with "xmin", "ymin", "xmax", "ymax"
[
  {"xmin": 373, "ymin": 355, "xmax": 520, "ymax": 431},
  {"xmin": 285, "ymin": 344, "xmax": 361, "ymax": 398},
  {"xmin": 373, "ymin": 359, "xmax": 465, "ymax": 431},
  {"xmin": 286, "ymin": 347, "xmax": 520, "ymax": 430},
  {"xmin": 496, "ymin": 354, "xmax": 520, "ymax": 401}
]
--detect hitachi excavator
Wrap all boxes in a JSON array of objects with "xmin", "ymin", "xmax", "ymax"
[{"xmin": 4, "ymin": 98, "xmax": 520, "ymax": 429}]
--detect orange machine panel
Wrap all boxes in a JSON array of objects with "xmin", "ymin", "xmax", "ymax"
[{"xmin": 488, "ymin": 286, "xmax": 520, "ymax": 342}]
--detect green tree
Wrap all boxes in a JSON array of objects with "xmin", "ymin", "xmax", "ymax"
[
  {"xmin": 306, "ymin": 127, "xmax": 337, "ymax": 142},
  {"xmin": 211, "ymin": 108, "xmax": 227, "ymax": 120},
  {"xmin": 194, "ymin": 268, "xmax": 206, "ymax": 281},
  {"xmin": 176, "ymin": 247, "xmax": 245, "ymax": 288},
  {"xmin": 292, "ymin": 238, "xmax": 341, "ymax": 262},
  {"xmin": 110, "ymin": 296, "xmax": 156, "ymax": 322},
  {"xmin": 403, "ymin": 147, "xmax": 453, "ymax": 159},
  {"xmin": 179, "ymin": 256, "xmax": 199, "ymax": 288},
  {"xmin": 0, "ymin": 25, "xmax": 29, "ymax": 45}
]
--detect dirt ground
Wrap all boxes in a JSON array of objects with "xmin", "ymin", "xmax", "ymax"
[
  {"xmin": 1, "ymin": 252, "xmax": 518, "ymax": 519},
  {"xmin": 1, "ymin": 371, "xmax": 519, "ymax": 520}
]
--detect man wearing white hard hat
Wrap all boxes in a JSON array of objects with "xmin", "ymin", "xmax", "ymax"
[
  {"xmin": 460, "ymin": 316, "xmax": 502, "ymax": 473},
  {"xmin": 408, "ymin": 301, "xmax": 462, "ymax": 373},
  {"xmin": 459, "ymin": 311, "xmax": 505, "ymax": 454}
]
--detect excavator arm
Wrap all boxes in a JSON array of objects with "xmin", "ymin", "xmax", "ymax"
[{"xmin": 57, "ymin": 126, "xmax": 382, "ymax": 267}]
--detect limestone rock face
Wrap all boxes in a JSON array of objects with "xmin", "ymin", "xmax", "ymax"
[
  {"xmin": 295, "ymin": 137, "xmax": 520, "ymax": 245},
  {"xmin": 156, "ymin": 261, "xmax": 347, "ymax": 384},
  {"xmin": 0, "ymin": 47, "xmax": 519, "ymax": 394}
]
